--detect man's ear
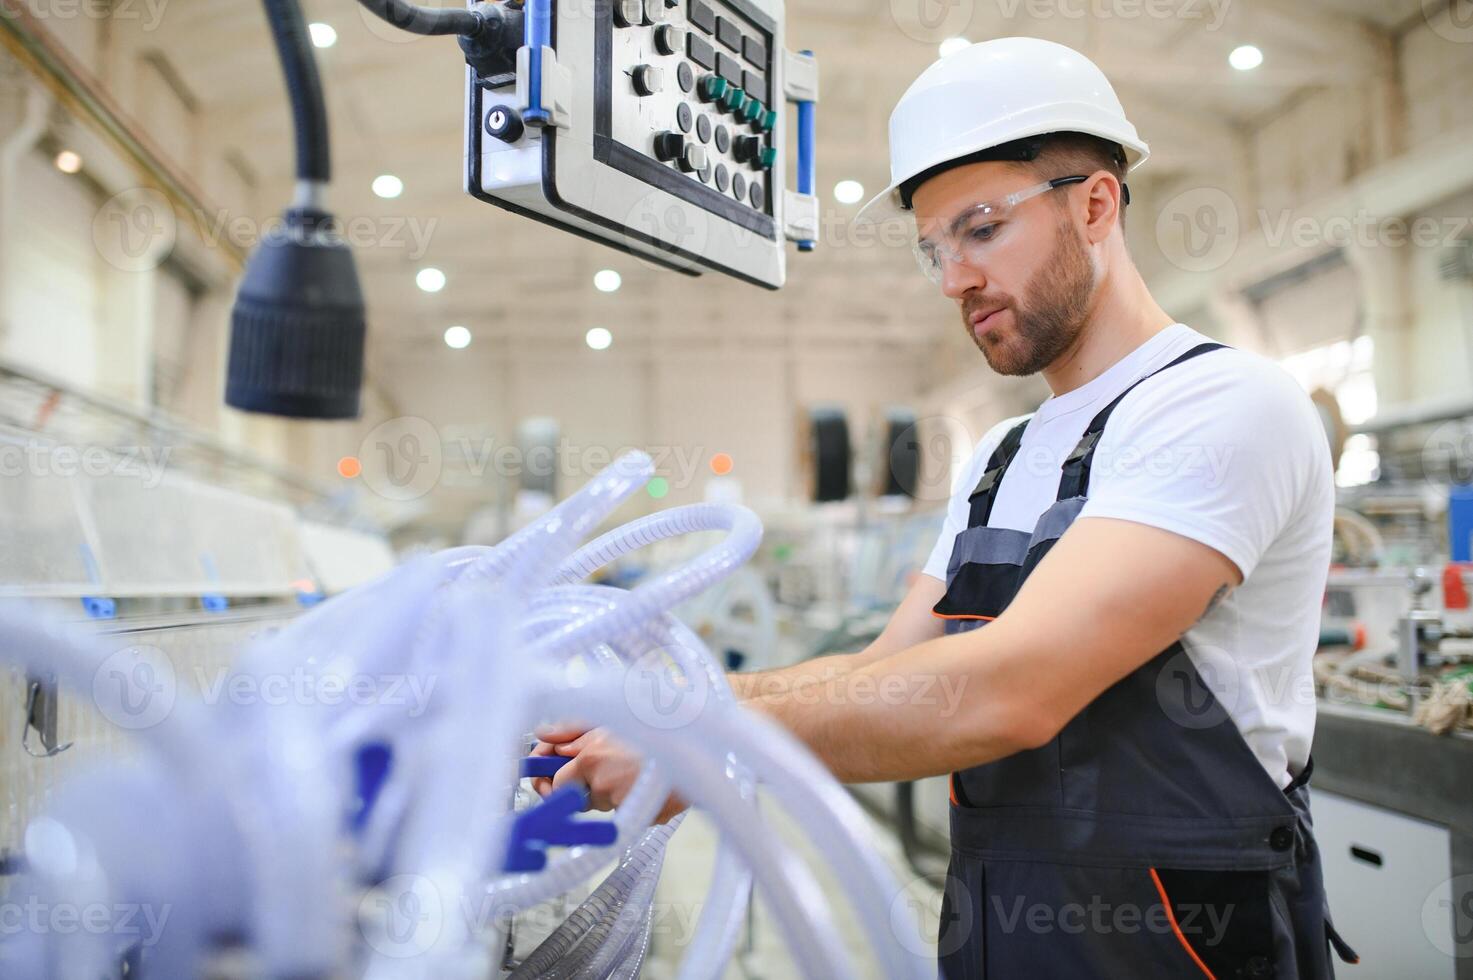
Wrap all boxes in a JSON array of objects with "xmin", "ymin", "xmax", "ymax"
[{"xmin": 1081, "ymin": 173, "xmax": 1123, "ymax": 245}]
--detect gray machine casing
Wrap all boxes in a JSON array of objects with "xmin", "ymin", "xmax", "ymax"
[{"xmin": 466, "ymin": 0, "xmax": 814, "ymax": 290}]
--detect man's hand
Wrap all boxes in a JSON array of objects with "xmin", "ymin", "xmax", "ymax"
[{"xmin": 530, "ymin": 723, "xmax": 688, "ymax": 824}]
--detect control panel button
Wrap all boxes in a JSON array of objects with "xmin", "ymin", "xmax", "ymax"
[
  {"xmin": 715, "ymin": 16, "xmax": 741, "ymax": 52},
  {"xmin": 732, "ymin": 171, "xmax": 747, "ymax": 200},
  {"xmin": 742, "ymin": 69, "xmax": 767, "ymax": 103},
  {"xmin": 689, "ymin": 0, "xmax": 715, "ymax": 33},
  {"xmin": 740, "ymin": 98, "xmax": 763, "ymax": 125},
  {"xmin": 676, "ymin": 102, "xmax": 693, "ymax": 133},
  {"xmin": 756, "ymin": 107, "xmax": 777, "ymax": 133},
  {"xmin": 633, "ymin": 65, "xmax": 664, "ymax": 97},
  {"xmin": 698, "ymin": 73, "xmax": 727, "ymax": 103},
  {"xmin": 677, "ymin": 62, "xmax": 694, "ymax": 93},
  {"xmin": 715, "ymin": 163, "xmax": 730, "ymax": 193},
  {"xmin": 733, "ymin": 134, "xmax": 760, "ymax": 163},
  {"xmin": 719, "ymin": 86, "xmax": 748, "ymax": 114},
  {"xmin": 614, "ymin": 0, "xmax": 643, "ymax": 27},
  {"xmin": 687, "ymin": 34, "xmax": 716, "ymax": 71},
  {"xmin": 758, "ymin": 146, "xmax": 777, "ymax": 170},
  {"xmin": 653, "ymin": 132, "xmax": 685, "ymax": 161},
  {"xmin": 717, "ymin": 52, "xmax": 743, "ymax": 86},
  {"xmin": 750, "ymin": 181, "xmax": 765, "ymax": 210},
  {"xmin": 485, "ymin": 104, "xmax": 524, "ymax": 143},
  {"xmin": 743, "ymin": 36, "xmax": 767, "ymax": 66},
  {"xmin": 714, "ymin": 124, "xmax": 731, "ymax": 154},
  {"xmin": 654, "ymin": 24, "xmax": 684, "ymax": 56},
  {"xmin": 642, "ymin": 0, "xmax": 665, "ymax": 23},
  {"xmin": 696, "ymin": 114, "xmax": 713, "ymax": 143},
  {"xmin": 680, "ymin": 143, "xmax": 708, "ymax": 173}
]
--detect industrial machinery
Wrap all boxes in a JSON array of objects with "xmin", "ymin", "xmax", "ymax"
[
  {"xmin": 466, "ymin": 0, "xmax": 820, "ymax": 288},
  {"xmin": 0, "ymin": 453, "xmax": 933, "ymax": 979}
]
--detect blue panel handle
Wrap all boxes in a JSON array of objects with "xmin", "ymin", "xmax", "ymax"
[
  {"xmin": 503, "ymin": 785, "xmax": 618, "ymax": 873},
  {"xmin": 524, "ymin": 0, "xmax": 552, "ymax": 126},
  {"xmin": 796, "ymin": 50, "xmax": 816, "ymax": 252},
  {"xmin": 520, "ymin": 755, "xmax": 572, "ymax": 779}
]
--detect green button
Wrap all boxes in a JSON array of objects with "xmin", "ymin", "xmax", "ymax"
[
  {"xmin": 758, "ymin": 108, "xmax": 777, "ymax": 132},
  {"xmin": 701, "ymin": 75, "xmax": 728, "ymax": 102},
  {"xmin": 758, "ymin": 146, "xmax": 777, "ymax": 170},
  {"xmin": 741, "ymin": 98, "xmax": 763, "ymax": 124},
  {"xmin": 721, "ymin": 87, "xmax": 748, "ymax": 113}
]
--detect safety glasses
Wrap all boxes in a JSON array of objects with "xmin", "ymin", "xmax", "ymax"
[{"xmin": 912, "ymin": 175, "xmax": 1089, "ymax": 284}]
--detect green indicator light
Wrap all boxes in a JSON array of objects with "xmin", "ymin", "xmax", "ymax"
[
  {"xmin": 701, "ymin": 75, "xmax": 728, "ymax": 101},
  {"xmin": 647, "ymin": 476, "xmax": 670, "ymax": 499},
  {"xmin": 758, "ymin": 146, "xmax": 777, "ymax": 170},
  {"xmin": 721, "ymin": 87, "xmax": 748, "ymax": 113},
  {"xmin": 758, "ymin": 108, "xmax": 777, "ymax": 132},
  {"xmin": 741, "ymin": 99, "xmax": 763, "ymax": 124}
]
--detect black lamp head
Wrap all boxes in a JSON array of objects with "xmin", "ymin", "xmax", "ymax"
[{"xmin": 225, "ymin": 206, "xmax": 366, "ymax": 420}]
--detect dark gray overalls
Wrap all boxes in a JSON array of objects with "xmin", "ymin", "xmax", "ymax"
[{"xmin": 933, "ymin": 344, "xmax": 1357, "ymax": 979}]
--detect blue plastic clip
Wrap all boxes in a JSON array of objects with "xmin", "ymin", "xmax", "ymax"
[
  {"xmin": 351, "ymin": 742, "xmax": 394, "ymax": 834},
  {"xmin": 796, "ymin": 49, "xmax": 817, "ymax": 253},
  {"xmin": 296, "ymin": 590, "xmax": 326, "ymax": 608},
  {"xmin": 520, "ymin": 755, "xmax": 572, "ymax": 779},
  {"xmin": 523, "ymin": 0, "xmax": 552, "ymax": 126},
  {"xmin": 81, "ymin": 596, "xmax": 117, "ymax": 620},
  {"xmin": 502, "ymin": 785, "xmax": 618, "ymax": 873},
  {"xmin": 201, "ymin": 594, "xmax": 229, "ymax": 613}
]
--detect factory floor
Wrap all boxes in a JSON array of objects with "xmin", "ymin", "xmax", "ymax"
[{"xmin": 642, "ymin": 793, "xmax": 944, "ymax": 978}]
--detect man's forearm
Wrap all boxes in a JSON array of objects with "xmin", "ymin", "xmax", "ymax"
[{"xmin": 727, "ymin": 651, "xmax": 866, "ymax": 701}]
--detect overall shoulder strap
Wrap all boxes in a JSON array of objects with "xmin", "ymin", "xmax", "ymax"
[
  {"xmin": 1056, "ymin": 342, "xmax": 1228, "ymax": 501},
  {"xmin": 966, "ymin": 417, "xmax": 1031, "ymax": 528}
]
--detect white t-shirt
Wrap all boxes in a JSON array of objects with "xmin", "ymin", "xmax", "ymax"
[{"xmin": 922, "ymin": 323, "xmax": 1334, "ymax": 788}]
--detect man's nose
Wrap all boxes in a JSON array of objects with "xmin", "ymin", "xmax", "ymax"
[{"xmin": 939, "ymin": 254, "xmax": 986, "ymax": 299}]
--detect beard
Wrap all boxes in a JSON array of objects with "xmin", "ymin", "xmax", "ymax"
[{"xmin": 961, "ymin": 218, "xmax": 1095, "ymax": 377}]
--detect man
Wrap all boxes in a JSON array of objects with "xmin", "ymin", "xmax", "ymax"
[{"xmin": 535, "ymin": 37, "xmax": 1357, "ymax": 977}]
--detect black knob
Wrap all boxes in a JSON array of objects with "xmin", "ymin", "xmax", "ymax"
[
  {"xmin": 654, "ymin": 132, "xmax": 685, "ymax": 162},
  {"xmin": 655, "ymin": 24, "xmax": 684, "ymax": 56},
  {"xmin": 633, "ymin": 65, "xmax": 664, "ymax": 97},
  {"xmin": 733, "ymin": 135, "xmax": 760, "ymax": 163},
  {"xmin": 485, "ymin": 104, "xmax": 524, "ymax": 142}
]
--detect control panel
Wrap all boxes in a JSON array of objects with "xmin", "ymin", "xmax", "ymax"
[{"xmin": 466, "ymin": 0, "xmax": 819, "ymax": 289}]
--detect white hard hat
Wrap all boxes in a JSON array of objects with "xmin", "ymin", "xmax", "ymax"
[{"xmin": 857, "ymin": 37, "xmax": 1149, "ymax": 222}]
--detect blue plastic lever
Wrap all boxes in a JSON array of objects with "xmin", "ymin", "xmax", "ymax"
[
  {"xmin": 796, "ymin": 50, "xmax": 817, "ymax": 252},
  {"xmin": 520, "ymin": 755, "xmax": 572, "ymax": 779},
  {"xmin": 503, "ymin": 785, "xmax": 618, "ymax": 873},
  {"xmin": 523, "ymin": 0, "xmax": 552, "ymax": 126}
]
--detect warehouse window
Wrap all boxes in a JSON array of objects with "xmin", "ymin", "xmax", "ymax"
[{"xmin": 1280, "ymin": 336, "xmax": 1379, "ymax": 487}]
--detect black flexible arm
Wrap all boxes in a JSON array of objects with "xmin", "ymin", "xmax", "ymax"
[
  {"xmin": 261, "ymin": 0, "xmax": 330, "ymax": 183},
  {"xmin": 356, "ymin": 0, "xmax": 484, "ymax": 36}
]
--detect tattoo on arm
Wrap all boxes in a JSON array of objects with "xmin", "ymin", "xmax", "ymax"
[{"xmin": 1200, "ymin": 584, "xmax": 1231, "ymax": 622}]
